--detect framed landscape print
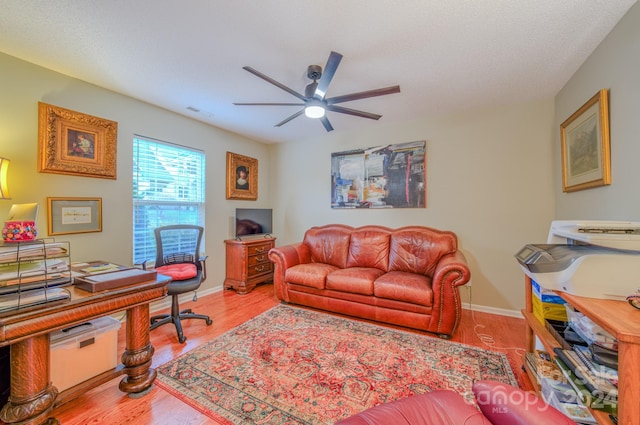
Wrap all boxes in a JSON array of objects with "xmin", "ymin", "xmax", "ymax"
[
  {"xmin": 38, "ymin": 102, "xmax": 118, "ymax": 179},
  {"xmin": 560, "ymin": 89, "xmax": 611, "ymax": 193}
]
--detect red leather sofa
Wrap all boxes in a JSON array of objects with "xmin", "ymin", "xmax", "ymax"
[
  {"xmin": 334, "ymin": 380, "xmax": 575, "ymax": 425},
  {"xmin": 267, "ymin": 224, "xmax": 471, "ymax": 338}
]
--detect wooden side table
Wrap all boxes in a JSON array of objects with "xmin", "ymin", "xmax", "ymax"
[{"xmin": 224, "ymin": 237, "xmax": 275, "ymax": 294}]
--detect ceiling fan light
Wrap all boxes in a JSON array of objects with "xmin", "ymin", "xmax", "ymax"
[{"xmin": 305, "ymin": 105, "xmax": 325, "ymax": 119}]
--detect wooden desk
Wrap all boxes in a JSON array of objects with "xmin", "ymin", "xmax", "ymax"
[{"xmin": 0, "ymin": 276, "xmax": 170, "ymax": 425}]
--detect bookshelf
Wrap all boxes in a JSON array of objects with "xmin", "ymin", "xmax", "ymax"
[{"xmin": 522, "ymin": 275, "xmax": 640, "ymax": 425}]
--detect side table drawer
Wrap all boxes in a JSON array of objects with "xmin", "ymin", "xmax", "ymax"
[
  {"xmin": 248, "ymin": 262, "xmax": 273, "ymax": 277},
  {"xmin": 248, "ymin": 243, "xmax": 272, "ymax": 255},
  {"xmin": 248, "ymin": 254, "xmax": 269, "ymax": 266}
]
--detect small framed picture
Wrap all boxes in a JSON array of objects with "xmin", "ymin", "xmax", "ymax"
[
  {"xmin": 47, "ymin": 197, "xmax": 102, "ymax": 235},
  {"xmin": 560, "ymin": 89, "xmax": 611, "ymax": 192},
  {"xmin": 38, "ymin": 102, "xmax": 118, "ymax": 179},
  {"xmin": 226, "ymin": 152, "xmax": 258, "ymax": 200}
]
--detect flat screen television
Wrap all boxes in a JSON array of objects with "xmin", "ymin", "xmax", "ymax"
[{"xmin": 235, "ymin": 208, "xmax": 273, "ymax": 238}]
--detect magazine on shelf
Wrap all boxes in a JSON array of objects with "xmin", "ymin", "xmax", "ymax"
[
  {"xmin": 554, "ymin": 356, "xmax": 618, "ymax": 415},
  {"xmin": 541, "ymin": 377, "xmax": 596, "ymax": 424},
  {"xmin": 572, "ymin": 344, "xmax": 618, "ymax": 383},
  {"xmin": 553, "ymin": 348, "xmax": 618, "ymax": 397}
]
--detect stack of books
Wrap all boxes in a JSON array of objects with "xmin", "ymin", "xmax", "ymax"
[
  {"xmin": 524, "ymin": 350, "xmax": 565, "ymax": 384},
  {"xmin": 525, "ymin": 350, "xmax": 597, "ymax": 423},
  {"xmin": 553, "ymin": 347, "xmax": 618, "ymax": 416},
  {"xmin": 540, "ymin": 377, "xmax": 597, "ymax": 424}
]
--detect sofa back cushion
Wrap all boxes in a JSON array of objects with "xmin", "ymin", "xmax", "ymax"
[
  {"xmin": 388, "ymin": 227, "xmax": 457, "ymax": 277},
  {"xmin": 303, "ymin": 225, "xmax": 353, "ymax": 269},
  {"xmin": 346, "ymin": 227, "xmax": 390, "ymax": 271}
]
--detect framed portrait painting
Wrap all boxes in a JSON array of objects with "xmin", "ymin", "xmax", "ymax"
[
  {"xmin": 38, "ymin": 102, "xmax": 118, "ymax": 179},
  {"xmin": 560, "ymin": 89, "xmax": 611, "ymax": 193},
  {"xmin": 226, "ymin": 152, "xmax": 258, "ymax": 200}
]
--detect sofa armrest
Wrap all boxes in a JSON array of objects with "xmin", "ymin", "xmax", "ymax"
[
  {"xmin": 428, "ymin": 250, "xmax": 471, "ymax": 337},
  {"xmin": 334, "ymin": 390, "xmax": 491, "ymax": 425},
  {"xmin": 433, "ymin": 250, "xmax": 471, "ymax": 288},
  {"xmin": 268, "ymin": 243, "xmax": 310, "ymax": 301}
]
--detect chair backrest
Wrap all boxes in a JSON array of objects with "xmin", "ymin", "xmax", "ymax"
[{"xmin": 154, "ymin": 225, "xmax": 204, "ymax": 271}]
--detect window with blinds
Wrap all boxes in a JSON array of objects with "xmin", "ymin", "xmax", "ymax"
[{"xmin": 132, "ymin": 136, "xmax": 205, "ymax": 264}]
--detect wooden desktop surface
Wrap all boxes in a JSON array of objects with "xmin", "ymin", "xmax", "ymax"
[{"xmin": 0, "ymin": 276, "xmax": 170, "ymax": 425}]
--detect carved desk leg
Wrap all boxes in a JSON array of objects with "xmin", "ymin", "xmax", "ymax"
[
  {"xmin": 119, "ymin": 304, "xmax": 156, "ymax": 395},
  {"xmin": 0, "ymin": 334, "xmax": 58, "ymax": 425}
]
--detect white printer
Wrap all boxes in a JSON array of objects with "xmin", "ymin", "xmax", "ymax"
[{"xmin": 515, "ymin": 220, "xmax": 640, "ymax": 301}]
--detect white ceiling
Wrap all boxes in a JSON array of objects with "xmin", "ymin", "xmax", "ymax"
[{"xmin": 0, "ymin": 0, "xmax": 636, "ymax": 144}]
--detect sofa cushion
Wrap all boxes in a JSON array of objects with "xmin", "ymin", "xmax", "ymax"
[
  {"xmin": 334, "ymin": 390, "xmax": 491, "ymax": 425},
  {"xmin": 472, "ymin": 380, "xmax": 575, "ymax": 425},
  {"xmin": 374, "ymin": 271, "xmax": 433, "ymax": 305},
  {"xmin": 304, "ymin": 226, "xmax": 352, "ymax": 268},
  {"xmin": 388, "ymin": 228, "xmax": 457, "ymax": 277},
  {"xmin": 285, "ymin": 263, "xmax": 339, "ymax": 289},
  {"xmin": 327, "ymin": 267, "xmax": 385, "ymax": 295},
  {"xmin": 346, "ymin": 229, "xmax": 390, "ymax": 271}
]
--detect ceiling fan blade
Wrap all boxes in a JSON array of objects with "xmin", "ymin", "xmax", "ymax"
[
  {"xmin": 320, "ymin": 116, "xmax": 334, "ymax": 132},
  {"xmin": 234, "ymin": 102, "xmax": 304, "ymax": 106},
  {"xmin": 242, "ymin": 66, "xmax": 307, "ymax": 101},
  {"xmin": 275, "ymin": 109, "xmax": 304, "ymax": 127},
  {"xmin": 326, "ymin": 105, "xmax": 382, "ymax": 120},
  {"xmin": 314, "ymin": 51, "xmax": 343, "ymax": 100},
  {"xmin": 326, "ymin": 85, "xmax": 401, "ymax": 105}
]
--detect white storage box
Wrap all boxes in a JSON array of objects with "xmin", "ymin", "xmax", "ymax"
[{"xmin": 50, "ymin": 316, "xmax": 121, "ymax": 391}]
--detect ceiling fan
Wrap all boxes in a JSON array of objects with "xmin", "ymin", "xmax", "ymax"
[{"xmin": 233, "ymin": 51, "xmax": 400, "ymax": 132}]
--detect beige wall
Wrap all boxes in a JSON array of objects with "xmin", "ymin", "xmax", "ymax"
[
  {"xmin": 13, "ymin": 4, "xmax": 640, "ymax": 312},
  {"xmin": 554, "ymin": 2, "xmax": 640, "ymax": 220},
  {"xmin": 0, "ymin": 52, "xmax": 272, "ymax": 293},
  {"xmin": 271, "ymin": 99, "xmax": 556, "ymax": 313},
  {"xmin": 0, "ymin": 49, "xmax": 559, "ymax": 314}
]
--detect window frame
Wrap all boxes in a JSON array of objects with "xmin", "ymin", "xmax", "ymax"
[{"xmin": 132, "ymin": 136, "xmax": 205, "ymax": 265}]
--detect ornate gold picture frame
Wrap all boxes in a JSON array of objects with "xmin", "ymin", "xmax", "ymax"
[
  {"xmin": 560, "ymin": 89, "xmax": 611, "ymax": 193},
  {"xmin": 38, "ymin": 102, "xmax": 118, "ymax": 179},
  {"xmin": 226, "ymin": 152, "xmax": 258, "ymax": 200}
]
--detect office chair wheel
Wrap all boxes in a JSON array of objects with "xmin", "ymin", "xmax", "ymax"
[
  {"xmin": 206, "ymin": 318, "xmax": 213, "ymax": 325},
  {"xmin": 178, "ymin": 335, "xmax": 187, "ymax": 344}
]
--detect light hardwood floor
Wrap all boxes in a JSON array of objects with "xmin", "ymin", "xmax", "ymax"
[{"xmin": 46, "ymin": 284, "xmax": 532, "ymax": 424}]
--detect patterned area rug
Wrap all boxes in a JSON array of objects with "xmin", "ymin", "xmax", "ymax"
[{"xmin": 156, "ymin": 304, "xmax": 517, "ymax": 424}]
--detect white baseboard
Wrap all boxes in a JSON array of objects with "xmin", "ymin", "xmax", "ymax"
[
  {"xmin": 148, "ymin": 285, "xmax": 224, "ymax": 314},
  {"xmin": 462, "ymin": 302, "xmax": 523, "ymax": 318}
]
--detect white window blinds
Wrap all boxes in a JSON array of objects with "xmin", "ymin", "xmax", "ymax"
[{"xmin": 132, "ymin": 136, "xmax": 205, "ymax": 264}]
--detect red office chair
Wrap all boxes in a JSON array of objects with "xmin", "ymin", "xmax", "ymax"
[{"xmin": 147, "ymin": 225, "xmax": 212, "ymax": 343}]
